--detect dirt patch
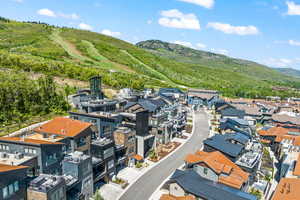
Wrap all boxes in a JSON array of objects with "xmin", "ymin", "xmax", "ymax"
[{"xmin": 150, "ymin": 142, "xmax": 181, "ymax": 162}]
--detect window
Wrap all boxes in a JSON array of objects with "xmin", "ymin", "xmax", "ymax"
[
  {"xmin": 14, "ymin": 181, "xmax": 19, "ymax": 192},
  {"xmin": 103, "ymin": 147, "xmax": 114, "ymax": 159},
  {"xmin": 25, "ymin": 148, "xmax": 36, "ymax": 155},
  {"xmin": 8, "ymin": 184, "xmax": 13, "ymax": 195},
  {"xmin": 108, "ymin": 160, "xmax": 114, "ymax": 169},
  {"xmin": 203, "ymin": 167, "xmax": 208, "ymax": 175},
  {"xmin": 1, "ymin": 145, "xmax": 9, "ymax": 151},
  {"xmin": 2, "ymin": 187, "xmax": 8, "ymax": 199},
  {"xmin": 77, "ymin": 137, "xmax": 86, "ymax": 147}
]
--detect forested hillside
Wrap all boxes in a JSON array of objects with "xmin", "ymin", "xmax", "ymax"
[
  {"xmin": 0, "ymin": 70, "xmax": 70, "ymax": 130},
  {"xmin": 274, "ymin": 68, "xmax": 300, "ymax": 79},
  {"xmin": 0, "ymin": 17, "xmax": 300, "ymax": 99}
]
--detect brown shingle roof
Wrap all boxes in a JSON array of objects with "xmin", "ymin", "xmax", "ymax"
[
  {"xmin": 272, "ymin": 178, "xmax": 300, "ymax": 200},
  {"xmin": 160, "ymin": 194, "xmax": 196, "ymax": 200},
  {"xmin": 272, "ymin": 114, "xmax": 300, "ymax": 125},
  {"xmin": 232, "ymin": 104, "xmax": 262, "ymax": 116},
  {"xmin": 185, "ymin": 151, "xmax": 249, "ymax": 189},
  {"xmin": 0, "ymin": 137, "xmax": 63, "ymax": 145},
  {"xmin": 34, "ymin": 117, "xmax": 92, "ymax": 137},
  {"xmin": 0, "ymin": 164, "xmax": 28, "ymax": 173},
  {"xmin": 258, "ymin": 127, "xmax": 289, "ymax": 137}
]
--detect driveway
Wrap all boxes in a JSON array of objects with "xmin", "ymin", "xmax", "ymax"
[{"xmin": 119, "ymin": 110, "xmax": 210, "ymax": 200}]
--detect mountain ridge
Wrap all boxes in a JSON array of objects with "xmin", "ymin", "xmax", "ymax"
[{"xmin": 1, "ymin": 18, "xmax": 300, "ymax": 98}]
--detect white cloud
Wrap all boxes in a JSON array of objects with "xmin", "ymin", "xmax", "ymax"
[
  {"xmin": 178, "ymin": 0, "xmax": 214, "ymax": 9},
  {"xmin": 101, "ymin": 29, "xmax": 121, "ymax": 37},
  {"xmin": 261, "ymin": 58, "xmax": 300, "ymax": 68},
  {"xmin": 196, "ymin": 42, "xmax": 206, "ymax": 49},
  {"xmin": 289, "ymin": 39, "xmax": 300, "ymax": 46},
  {"xmin": 287, "ymin": 1, "xmax": 300, "ymax": 15},
  {"xmin": 78, "ymin": 23, "xmax": 93, "ymax": 31},
  {"xmin": 147, "ymin": 20, "xmax": 153, "ymax": 24},
  {"xmin": 210, "ymin": 48, "xmax": 229, "ymax": 55},
  {"xmin": 37, "ymin": 8, "xmax": 80, "ymax": 20},
  {"xmin": 173, "ymin": 41, "xmax": 207, "ymax": 50},
  {"xmin": 207, "ymin": 22, "xmax": 259, "ymax": 35},
  {"xmin": 37, "ymin": 8, "xmax": 56, "ymax": 17},
  {"xmin": 158, "ymin": 9, "xmax": 200, "ymax": 30},
  {"xmin": 173, "ymin": 40, "xmax": 194, "ymax": 48}
]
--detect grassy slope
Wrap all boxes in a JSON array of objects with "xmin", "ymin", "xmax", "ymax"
[
  {"xmin": 0, "ymin": 18, "xmax": 300, "ymax": 98},
  {"xmin": 274, "ymin": 68, "xmax": 300, "ymax": 79}
]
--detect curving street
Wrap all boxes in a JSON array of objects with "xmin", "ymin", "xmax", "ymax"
[{"xmin": 119, "ymin": 110, "xmax": 210, "ymax": 200}]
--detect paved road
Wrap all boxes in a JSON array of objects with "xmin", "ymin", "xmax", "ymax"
[{"xmin": 119, "ymin": 110, "xmax": 210, "ymax": 200}]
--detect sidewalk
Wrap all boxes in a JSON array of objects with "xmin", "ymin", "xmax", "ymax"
[
  {"xmin": 99, "ymin": 112, "xmax": 196, "ymax": 200},
  {"xmin": 266, "ymin": 149, "xmax": 279, "ymax": 200}
]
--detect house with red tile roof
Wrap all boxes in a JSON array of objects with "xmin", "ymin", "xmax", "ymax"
[
  {"xmin": 258, "ymin": 126, "xmax": 300, "ymax": 156},
  {"xmin": 33, "ymin": 117, "xmax": 94, "ymax": 155},
  {"xmin": 160, "ymin": 194, "xmax": 196, "ymax": 200},
  {"xmin": 271, "ymin": 178, "xmax": 300, "ymax": 200},
  {"xmin": 0, "ymin": 164, "xmax": 28, "ymax": 200},
  {"xmin": 0, "ymin": 136, "xmax": 65, "ymax": 175},
  {"xmin": 184, "ymin": 151, "xmax": 249, "ymax": 190}
]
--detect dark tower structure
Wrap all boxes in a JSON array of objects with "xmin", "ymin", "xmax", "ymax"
[
  {"xmin": 136, "ymin": 110, "xmax": 149, "ymax": 136},
  {"xmin": 90, "ymin": 76, "xmax": 102, "ymax": 99}
]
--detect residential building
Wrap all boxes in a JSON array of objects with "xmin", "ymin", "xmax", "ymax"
[
  {"xmin": 280, "ymin": 152, "xmax": 299, "ymax": 179},
  {"xmin": 32, "ymin": 117, "xmax": 93, "ymax": 155},
  {"xmin": 159, "ymin": 194, "xmax": 196, "ymax": 200},
  {"xmin": 27, "ymin": 174, "xmax": 66, "ymax": 200},
  {"xmin": 164, "ymin": 169, "xmax": 257, "ymax": 200},
  {"xmin": 0, "ymin": 164, "xmax": 28, "ymax": 200},
  {"xmin": 271, "ymin": 178, "xmax": 300, "ymax": 200},
  {"xmin": 187, "ymin": 89, "xmax": 219, "ymax": 108},
  {"xmin": 220, "ymin": 107, "xmax": 245, "ymax": 120},
  {"xmin": 232, "ymin": 104, "xmax": 262, "ymax": 125},
  {"xmin": 235, "ymin": 145, "xmax": 262, "ymax": 175},
  {"xmin": 62, "ymin": 151, "xmax": 93, "ymax": 200},
  {"xmin": 158, "ymin": 88, "xmax": 185, "ymax": 103},
  {"xmin": 91, "ymin": 138, "xmax": 116, "ymax": 183},
  {"xmin": 69, "ymin": 111, "xmax": 122, "ymax": 138},
  {"xmin": 0, "ymin": 137, "xmax": 64, "ymax": 175},
  {"xmin": 293, "ymin": 154, "xmax": 300, "ymax": 178},
  {"xmin": 120, "ymin": 110, "xmax": 155, "ymax": 157},
  {"xmin": 271, "ymin": 114, "xmax": 300, "ymax": 126},
  {"xmin": 113, "ymin": 127, "xmax": 136, "ymax": 166},
  {"xmin": 124, "ymin": 96, "xmax": 168, "ymax": 115},
  {"xmin": 203, "ymin": 135, "xmax": 244, "ymax": 161},
  {"xmin": 185, "ymin": 151, "xmax": 250, "ymax": 190}
]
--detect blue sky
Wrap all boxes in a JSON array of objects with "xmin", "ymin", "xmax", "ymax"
[{"xmin": 2, "ymin": 0, "xmax": 300, "ymax": 69}]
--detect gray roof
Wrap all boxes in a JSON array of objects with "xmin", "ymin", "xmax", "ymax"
[
  {"xmin": 170, "ymin": 169, "xmax": 257, "ymax": 200},
  {"xmin": 224, "ymin": 133, "xmax": 249, "ymax": 145},
  {"xmin": 219, "ymin": 122, "xmax": 251, "ymax": 139},
  {"xmin": 220, "ymin": 108, "xmax": 245, "ymax": 118},
  {"xmin": 203, "ymin": 135, "xmax": 244, "ymax": 158},
  {"xmin": 124, "ymin": 97, "xmax": 168, "ymax": 113},
  {"xmin": 228, "ymin": 118, "xmax": 249, "ymax": 127}
]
